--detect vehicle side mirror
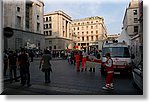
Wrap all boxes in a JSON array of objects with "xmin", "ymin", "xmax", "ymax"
[{"xmin": 131, "ymin": 54, "xmax": 135, "ymax": 59}]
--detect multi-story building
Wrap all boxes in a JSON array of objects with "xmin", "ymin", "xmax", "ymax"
[
  {"xmin": 131, "ymin": 0, "xmax": 143, "ymax": 65},
  {"xmin": 107, "ymin": 34, "xmax": 120, "ymax": 41},
  {"xmin": 3, "ymin": 0, "xmax": 45, "ymax": 50},
  {"xmin": 44, "ymin": 10, "xmax": 74, "ymax": 51},
  {"xmin": 72, "ymin": 16, "xmax": 107, "ymax": 50},
  {"xmin": 123, "ymin": 0, "xmax": 140, "ymax": 38},
  {"xmin": 122, "ymin": 0, "xmax": 143, "ymax": 65}
]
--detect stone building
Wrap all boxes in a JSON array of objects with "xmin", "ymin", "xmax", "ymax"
[
  {"xmin": 3, "ymin": 0, "xmax": 45, "ymax": 50},
  {"xmin": 44, "ymin": 10, "xmax": 74, "ymax": 51},
  {"xmin": 122, "ymin": 0, "xmax": 143, "ymax": 65},
  {"xmin": 123, "ymin": 0, "xmax": 140, "ymax": 38},
  {"xmin": 72, "ymin": 16, "xmax": 107, "ymax": 50},
  {"xmin": 107, "ymin": 34, "xmax": 120, "ymax": 41}
]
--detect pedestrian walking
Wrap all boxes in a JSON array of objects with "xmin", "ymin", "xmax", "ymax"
[
  {"xmin": 39, "ymin": 50, "xmax": 52, "ymax": 83},
  {"xmin": 18, "ymin": 48, "xmax": 31, "ymax": 87},
  {"xmin": 102, "ymin": 53, "xmax": 114, "ymax": 90},
  {"xmin": 75, "ymin": 51, "xmax": 80, "ymax": 72},
  {"xmin": 8, "ymin": 51, "xmax": 19, "ymax": 83}
]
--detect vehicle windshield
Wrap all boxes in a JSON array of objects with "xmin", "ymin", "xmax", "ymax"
[{"xmin": 102, "ymin": 47, "xmax": 130, "ymax": 58}]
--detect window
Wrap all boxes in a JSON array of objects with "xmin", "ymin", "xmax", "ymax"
[
  {"xmin": 44, "ymin": 24, "xmax": 46, "ymax": 29},
  {"xmin": 86, "ymin": 31, "xmax": 88, "ymax": 34},
  {"xmin": 91, "ymin": 26, "xmax": 93, "ymax": 29},
  {"xmin": 16, "ymin": 16, "xmax": 21, "ymax": 27},
  {"xmin": 82, "ymin": 32, "xmax": 84, "ymax": 35},
  {"xmin": 102, "ymin": 47, "xmax": 130, "ymax": 58},
  {"xmin": 96, "ymin": 30, "xmax": 98, "ymax": 34},
  {"xmin": 49, "ymin": 23, "xmax": 52, "ymax": 29},
  {"xmin": 17, "ymin": 7, "xmax": 20, "ymax": 12},
  {"xmin": 82, "ymin": 37, "xmax": 84, "ymax": 41},
  {"xmin": 49, "ymin": 31, "xmax": 52, "ymax": 36},
  {"xmin": 74, "ymin": 28, "xmax": 76, "ymax": 30},
  {"xmin": 77, "ymin": 27, "xmax": 79, "ymax": 30},
  {"xmin": 46, "ymin": 24, "xmax": 48, "ymax": 29},
  {"xmin": 91, "ymin": 21, "xmax": 93, "ymax": 23},
  {"xmin": 46, "ymin": 17, "xmax": 48, "ymax": 21},
  {"xmin": 91, "ymin": 31, "xmax": 93, "ymax": 34},
  {"xmin": 91, "ymin": 36, "xmax": 93, "ymax": 41},
  {"xmin": 49, "ymin": 17, "xmax": 51, "ymax": 21},
  {"xmin": 96, "ymin": 35, "xmax": 98, "ymax": 41},
  {"xmin": 37, "ymin": 15, "xmax": 39, "ymax": 20},
  {"xmin": 133, "ymin": 10, "xmax": 137, "ymax": 15},
  {"xmin": 134, "ymin": 26, "xmax": 138, "ymax": 32},
  {"xmin": 46, "ymin": 31, "xmax": 48, "ymax": 36},
  {"xmin": 134, "ymin": 18, "xmax": 138, "ymax": 23}
]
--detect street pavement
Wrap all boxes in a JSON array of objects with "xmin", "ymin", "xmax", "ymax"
[{"xmin": 1, "ymin": 57, "xmax": 142, "ymax": 95}]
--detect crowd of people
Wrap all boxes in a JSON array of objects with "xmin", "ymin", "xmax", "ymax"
[
  {"xmin": 3, "ymin": 48, "xmax": 114, "ymax": 90},
  {"xmin": 3, "ymin": 48, "xmax": 36, "ymax": 87}
]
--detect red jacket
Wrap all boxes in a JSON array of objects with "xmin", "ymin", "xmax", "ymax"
[{"xmin": 75, "ymin": 54, "xmax": 80, "ymax": 62}]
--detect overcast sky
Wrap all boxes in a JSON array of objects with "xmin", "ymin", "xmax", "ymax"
[{"xmin": 43, "ymin": 0, "xmax": 131, "ymax": 34}]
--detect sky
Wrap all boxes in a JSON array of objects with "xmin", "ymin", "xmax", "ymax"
[{"xmin": 43, "ymin": 0, "xmax": 131, "ymax": 34}]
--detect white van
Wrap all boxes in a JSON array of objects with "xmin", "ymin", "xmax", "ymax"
[{"xmin": 101, "ymin": 40, "xmax": 132, "ymax": 75}]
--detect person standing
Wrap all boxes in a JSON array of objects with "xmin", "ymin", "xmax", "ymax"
[
  {"xmin": 29, "ymin": 50, "xmax": 34, "ymax": 62},
  {"xmin": 81, "ymin": 50, "xmax": 87, "ymax": 72},
  {"xmin": 8, "ymin": 51, "xmax": 19, "ymax": 83},
  {"xmin": 4, "ymin": 50, "xmax": 8, "ymax": 76},
  {"xmin": 102, "ymin": 53, "xmax": 114, "ymax": 90},
  {"xmin": 18, "ymin": 48, "xmax": 31, "ymax": 87},
  {"xmin": 39, "ymin": 50, "xmax": 52, "ymax": 83},
  {"xmin": 75, "ymin": 51, "xmax": 80, "ymax": 72}
]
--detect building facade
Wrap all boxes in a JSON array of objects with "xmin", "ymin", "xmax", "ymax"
[
  {"xmin": 123, "ymin": 0, "xmax": 140, "ymax": 38},
  {"xmin": 107, "ymin": 34, "xmax": 120, "ymax": 41},
  {"xmin": 3, "ymin": 0, "xmax": 45, "ymax": 50},
  {"xmin": 131, "ymin": 0, "xmax": 143, "ymax": 65},
  {"xmin": 44, "ymin": 10, "xmax": 74, "ymax": 51},
  {"xmin": 72, "ymin": 16, "xmax": 107, "ymax": 50},
  {"xmin": 122, "ymin": 0, "xmax": 143, "ymax": 65}
]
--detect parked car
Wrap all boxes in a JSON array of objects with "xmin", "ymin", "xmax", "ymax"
[{"xmin": 132, "ymin": 60, "xmax": 143, "ymax": 91}]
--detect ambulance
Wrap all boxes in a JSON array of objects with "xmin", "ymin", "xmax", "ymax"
[{"xmin": 101, "ymin": 40, "xmax": 132, "ymax": 75}]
